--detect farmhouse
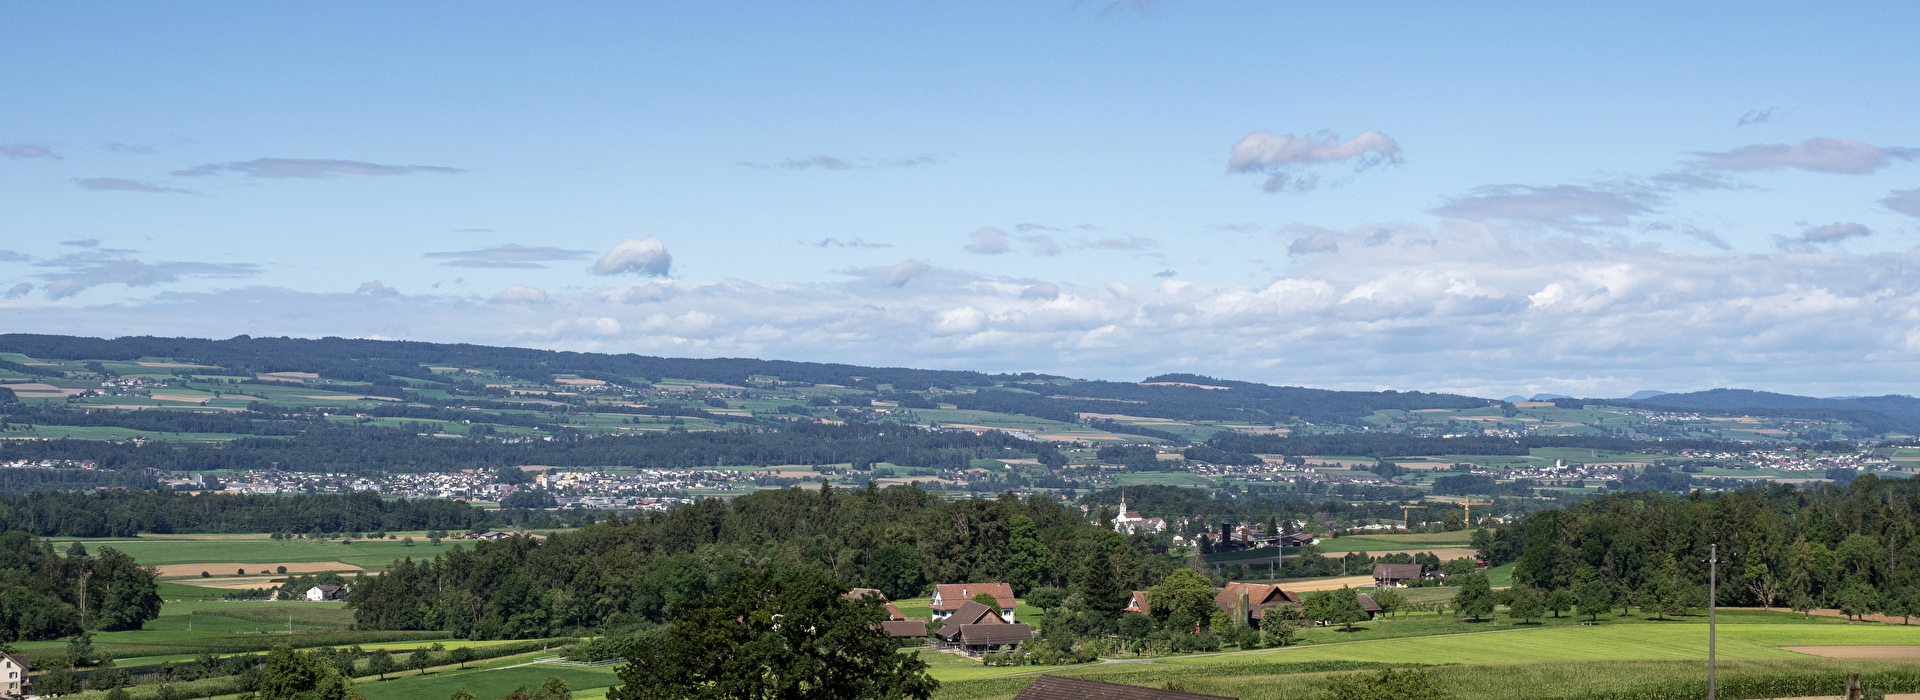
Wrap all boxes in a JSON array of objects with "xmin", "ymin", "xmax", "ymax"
[
  {"xmin": 1124, "ymin": 590, "xmax": 1151, "ymax": 614},
  {"xmin": 306, "ymin": 584, "xmax": 347, "ymax": 601},
  {"xmin": 1213, "ymin": 582, "xmax": 1301, "ymax": 625},
  {"xmin": 1373, "ymin": 563, "xmax": 1424, "ymax": 587},
  {"xmin": 2, "ymin": 652, "xmax": 29, "ymax": 697},
  {"xmin": 930, "ymin": 582, "xmax": 1017, "ymax": 623}
]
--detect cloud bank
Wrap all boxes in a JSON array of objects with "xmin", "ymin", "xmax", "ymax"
[
  {"xmin": 1692, "ymin": 138, "xmax": 1918, "ymax": 175},
  {"xmin": 1228, "ymin": 130, "xmax": 1402, "ymax": 192}
]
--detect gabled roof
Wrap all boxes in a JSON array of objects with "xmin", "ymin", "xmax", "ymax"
[
  {"xmin": 2, "ymin": 652, "xmax": 27, "ymax": 670},
  {"xmin": 885, "ymin": 602, "xmax": 906, "ymax": 620},
  {"xmin": 881, "ymin": 619, "xmax": 928, "ymax": 637},
  {"xmin": 936, "ymin": 600, "xmax": 1006, "ymax": 638},
  {"xmin": 932, "ymin": 582, "xmax": 1015, "ymax": 610},
  {"xmin": 1356, "ymin": 592, "xmax": 1382, "ymax": 613},
  {"xmin": 846, "ymin": 587, "xmax": 887, "ymax": 601},
  {"xmin": 1012, "ymin": 675, "xmax": 1238, "ymax": 700},
  {"xmin": 957, "ymin": 623, "xmax": 1033, "ymax": 647},
  {"xmin": 1372, "ymin": 563, "xmax": 1423, "ymax": 579},
  {"xmin": 1125, "ymin": 590, "xmax": 1151, "ymax": 614}
]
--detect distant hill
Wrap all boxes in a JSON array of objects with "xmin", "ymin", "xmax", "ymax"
[
  {"xmin": 1633, "ymin": 389, "xmax": 1920, "ymax": 422},
  {"xmin": 1623, "ymin": 390, "xmax": 1668, "ymax": 400}
]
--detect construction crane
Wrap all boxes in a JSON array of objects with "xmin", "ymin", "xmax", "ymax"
[
  {"xmin": 1400, "ymin": 504, "xmax": 1427, "ymax": 530},
  {"xmin": 1460, "ymin": 499, "xmax": 1493, "ymax": 526}
]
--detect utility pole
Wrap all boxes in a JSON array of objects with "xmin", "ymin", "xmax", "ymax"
[
  {"xmin": 79, "ymin": 570, "xmax": 91, "ymax": 629},
  {"xmin": 1708, "ymin": 543, "xmax": 1718, "ymax": 700}
]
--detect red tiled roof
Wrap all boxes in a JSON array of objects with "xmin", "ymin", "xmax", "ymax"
[{"xmin": 932, "ymin": 582, "xmax": 1015, "ymax": 610}]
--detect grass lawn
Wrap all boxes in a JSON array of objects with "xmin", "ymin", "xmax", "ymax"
[
  {"xmin": 1313, "ymin": 531, "xmax": 1474, "ymax": 553},
  {"xmin": 355, "ymin": 664, "xmax": 619, "ymax": 700},
  {"xmin": 48, "ymin": 534, "xmax": 457, "ymax": 571}
]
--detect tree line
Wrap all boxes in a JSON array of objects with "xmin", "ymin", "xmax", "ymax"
[
  {"xmin": 0, "ymin": 420, "xmax": 1057, "ymax": 475},
  {"xmin": 0, "ymin": 490, "xmax": 492, "ymax": 538},
  {"xmin": 0, "ymin": 532, "xmax": 163, "ymax": 642},
  {"xmin": 1498, "ymin": 474, "xmax": 1920, "ymax": 619}
]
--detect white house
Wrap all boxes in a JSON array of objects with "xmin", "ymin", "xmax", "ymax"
[
  {"xmin": 2, "ymin": 652, "xmax": 30, "ymax": 697},
  {"xmin": 306, "ymin": 584, "xmax": 346, "ymax": 601},
  {"xmin": 929, "ymin": 583, "xmax": 1017, "ymax": 623}
]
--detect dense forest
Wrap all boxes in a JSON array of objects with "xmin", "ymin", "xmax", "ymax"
[
  {"xmin": 0, "ymin": 421, "xmax": 1051, "ymax": 476},
  {"xmin": 1495, "ymin": 474, "xmax": 1920, "ymax": 616},
  {"xmin": 0, "ymin": 490, "xmax": 494, "ymax": 538},
  {"xmin": 0, "ymin": 532, "xmax": 163, "ymax": 642}
]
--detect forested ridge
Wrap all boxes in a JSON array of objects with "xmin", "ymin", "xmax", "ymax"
[
  {"xmin": 0, "ymin": 490, "xmax": 492, "ymax": 538},
  {"xmin": 0, "ymin": 421, "xmax": 1050, "ymax": 477}
]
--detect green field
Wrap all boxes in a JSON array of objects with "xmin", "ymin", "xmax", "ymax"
[
  {"xmin": 47, "ymin": 534, "xmax": 455, "ymax": 571},
  {"xmin": 1312, "ymin": 531, "xmax": 1476, "ymax": 553},
  {"xmin": 933, "ymin": 617, "xmax": 1920, "ymax": 699},
  {"xmin": 356, "ymin": 663, "xmax": 620, "ymax": 700}
]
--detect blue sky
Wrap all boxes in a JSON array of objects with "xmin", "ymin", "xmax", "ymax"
[{"xmin": 4, "ymin": 1, "xmax": 1919, "ymax": 398}]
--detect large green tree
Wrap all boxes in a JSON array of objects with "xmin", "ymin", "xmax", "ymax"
[
  {"xmin": 608, "ymin": 568, "xmax": 937, "ymax": 700},
  {"xmin": 256, "ymin": 645, "xmax": 355, "ymax": 700}
]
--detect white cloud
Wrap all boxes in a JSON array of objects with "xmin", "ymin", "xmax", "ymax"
[
  {"xmin": 172, "ymin": 158, "xmax": 462, "ymax": 178},
  {"xmin": 964, "ymin": 227, "xmax": 1011, "ymax": 255},
  {"xmin": 1228, "ymin": 130, "xmax": 1402, "ymax": 192},
  {"xmin": 1025, "ymin": 235, "xmax": 1062, "ymax": 256},
  {"xmin": 1692, "ymin": 138, "xmax": 1918, "ymax": 175},
  {"xmin": 1287, "ymin": 233, "xmax": 1340, "ymax": 256},
  {"xmin": 4, "ymin": 283, "xmax": 30, "ymax": 299},
  {"xmin": 29, "ymin": 251, "xmax": 259, "ymax": 299},
  {"xmin": 490, "ymin": 284, "xmax": 549, "ymax": 304},
  {"xmin": 591, "ymin": 237, "xmax": 673, "ymax": 277},
  {"xmin": 23, "ymin": 224, "xmax": 1920, "ymax": 397}
]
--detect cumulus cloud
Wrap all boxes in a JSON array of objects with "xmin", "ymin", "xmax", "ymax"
[
  {"xmin": 591, "ymin": 237, "xmax": 673, "ymax": 277},
  {"xmin": 1882, "ymin": 188, "xmax": 1920, "ymax": 218},
  {"xmin": 805, "ymin": 237, "xmax": 892, "ymax": 249},
  {"xmin": 1692, "ymin": 138, "xmax": 1918, "ymax": 175},
  {"xmin": 355, "ymin": 281, "xmax": 399, "ymax": 296},
  {"xmin": 22, "ymin": 224, "xmax": 1920, "ymax": 396},
  {"xmin": 1431, "ymin": 183, "xmax": 1662, "ymax": 232},
  {"xmin": 1228, "ymin": 130, "xmax": 1402, "ymax": 192},
  {"xmin": 1775, "ymin": 222, "xmax": 1872, "ymax": 252},
  {"xmin": 172, "ymin": 158, "xmax": 462, "ymax": 178},
  {"xmin": 2, "ymin": 143, "xmax": 55, "ymax": 159},
  {"xmin": 737, "ymin": 154, "xmax": 937, "ymax": 170},
  {"xmin": 78, "ymin": 177, "xmax": 191, "ymax": 194},
  {"xmin": 425, "ymin": 244, "xmax": 592, "ymax": 269},
  {"xmin": 490, "ymin": 284, "xmax": 549, "ymax": 304},
  {"xmin": 964, "ymin": 228, "xmax": 1011, "ymax": 255},
  {"xmin": 4, "ymin": 283, "xmax": 30, "ymax": 298}
]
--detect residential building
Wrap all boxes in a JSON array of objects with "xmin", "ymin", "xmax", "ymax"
[
  {"xmin": 306, "ymin": 584, "xmax": 346, "ymax": 601},
  {"xmin": 1124, "ymin": 590, "xmax": 1151, "ymax": 615},
  {"xmin": 930, "ymin": 582, "xmax": 1017, "ymax": 623},
  {"xmin": 1, "ymin": 652, "xmax": 30, "ymax": 698},
  {"xmin": 1213, "ymin": 583, "xmax": 1302, "ymax": 625}
]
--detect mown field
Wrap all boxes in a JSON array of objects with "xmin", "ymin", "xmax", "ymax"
[
  {"xmin": 46, "ymin": 533, "xmax": 465, "ymax": 571},
  {"xmin": 932, "ymin": 615, "xmax": 1920, "ymax": 700}
]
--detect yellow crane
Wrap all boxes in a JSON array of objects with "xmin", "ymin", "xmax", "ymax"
[
  {"xmin": 1460, "ymin": 499, "xmax": 1493, "ymax": 525},
  {"xmin": 1400, "ymin": 504, "xmax": 1427, "ymax": 530}
]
